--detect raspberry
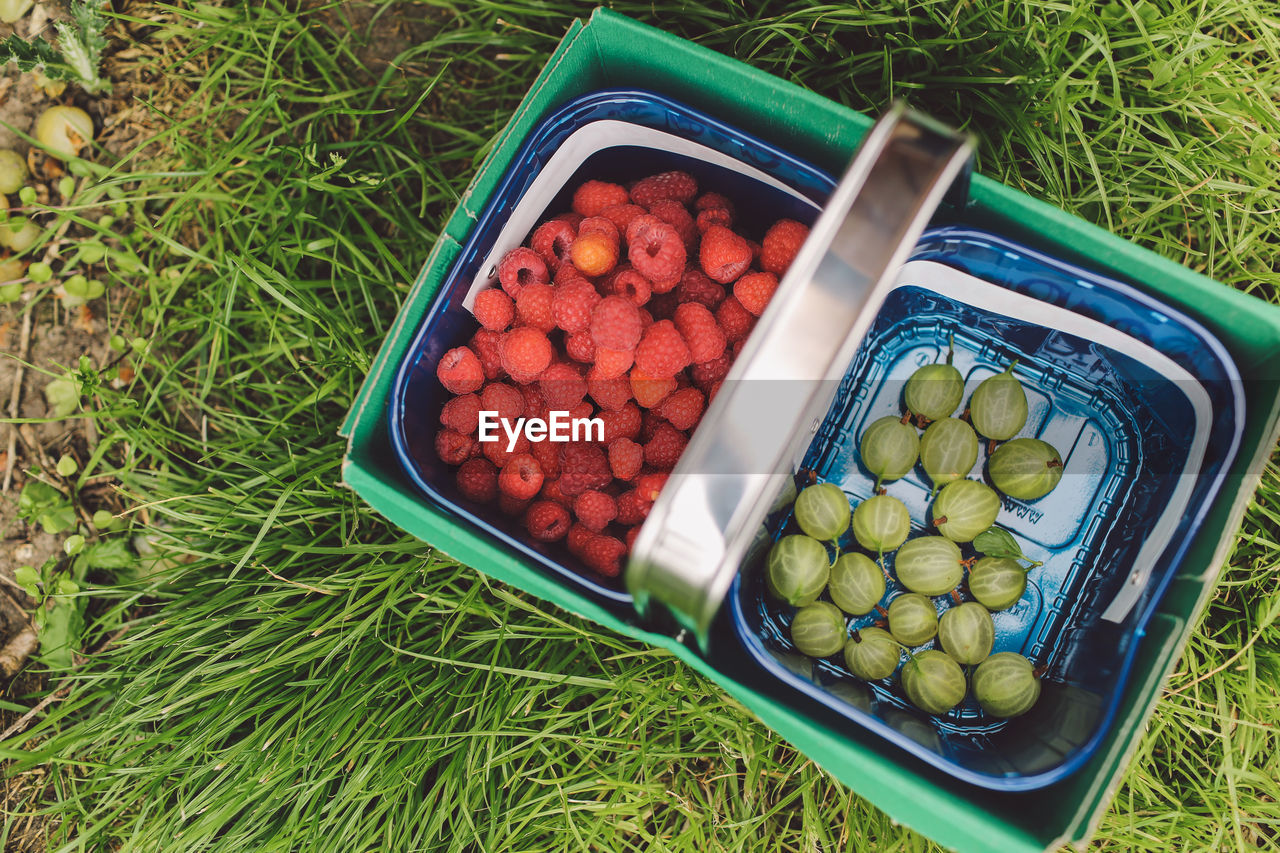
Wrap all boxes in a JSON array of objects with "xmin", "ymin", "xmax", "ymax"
[
  {"xmin": 574, "ymin": 490, "xmax": 618, "ymax": 532},
  {"xmin": 630, "ymin": 368, "xmax": 677, "ymax": 409},
  {"xmin": 600, "ymin": 203, "xmax": 647, "ymax": 231},
  {"xmin": 568, "ymin": 400, "xmax": 595, "ymax": 423},
  {"xmin": 478, "ymin": 384, "xmax": 522, "ymax": 425},
  {"xmin": 608, "ymin": 437, "xmax": 643, "ymax": 481},
  {"xmin": 691, "ymin": 351, "xmax": 732, "ymax": 386},
  {"xmin": 499, "ymin": 327, "xmax": 553, "ymax": 377},
  {"xmin": 539, "ymin": 477, "xmax": 573, "ymax": 508},
  {"xmin": 634, "ymin": 472, "xmax": 669, "ymax": 503},
  {"xmin": 673, "ymin": 302, "xmax": 727, "ymax": 364},
  {"xmin": 616, "ymin": 490, "xmax": 651, "ymax": 525},
  {"xmin": 630, "ymin": 170, "xmax": 697, "ymax": 207},
  {"xmin": 579, "ymin": 533, "xmax": 626, "ymax": 577},
  {"xmin": 482, "ymin": 431, "xmax": 530, "ymax": 468},
  {"xmin": 566, "ymin": 523, "xmax": 595, "ymax": 557},
  {"xmin": 497, "ymin": 453, "xmax": 543, "ymax": 500},
  {"xmin": 590, "ymin": 347, "xmax": 634, "ymax": 380},
  {"xmin": 570, "ymin": 232, "xmax": 619, "ymax": 277},
  {"xmin": 497, "ymin": 247, "xmax": 549, "ymax": 298},
  {"xmin": 657, "ymin": 387, "xmax": 706, "ymax": 432},
  {"xmin": 559, "ymin": 442, "xmax": 612, "ymax": 496},
  {"xmin": 519, "ymin": 384, "xmax": 546, "ymax": 415},
  {"xmin": 437, "ymin": 347, "xmax": 485, "ymax": 394},
  {"xmin": 603, "ymin": 266, "xmax": 651, "ymax": 306},
  {"xmin": 552, "ymin": 278, "xmax": 601, "ymax": 334},
  {"xmin": 634, "ymin": 320, "xmax": 691, "ymax": 378},
  {"xmin": 539, "ymin": 362, "xmax": 587, "ymax": 410},
  {"xmin": 627, "ymin": 217, "xmax": 686, "ymax": 283},
  {"xmin": 699, "ymin": 225, "xmax": 752, "ymax": 284},
  {"xmin": 624, "ymin": 525, "xmax": 642, "ymax": 551},
  {"xmin": 554, "ymin": 211, "xmax": 583, "ymax": 228},
  {"xmin": 530, "ymin": 437, "xmax": 561, "ymax": 480},
  {"xmin": 572, "ymin": 180, "xmax": 630, "ymax": 217},
  {"xmin": 470, "ymin": 329, "xmax": 504, "ymax": 380},
  {"xmin": 588, "ymin": 375, "xmax": 632, "ymax": 411},
  {"xmin": 650, "ymin": 272, "xmax": 681, "ymax": 295},
  {"xmin": 695, "ymin": 207, "xmax": 733, "ymax": 233},
  {"xmin": 565, "ymin": 330, "xmax": 596, "ymax": 363},
  {"xmin": 624, "ymin": 214, "xmax": 660, "ymax": 246},
  {"xmin": 455, "ymin": 457, "xmax": 498, "ymax": 503},
  {"xmin": 577, "ymin": 215, "xmax": 620, "ymax": 244},
  {"xmin": 598, "ymin": 402, "xmax": 641, "ymax": 442},
  {"xmin": 715, "ymin": 296, "xmax": 756, "ymax": 343},
  {"xmin": 760, "ymin": 219, "xmax": 810, "ymax": 276},
  {"xmin": 555, "ymin": 262, "xmax": 590, "ymax": 286},
  {"xmin": 473, "ymin": 288, "xmax": 515, "ymax": 331},
  {"xmin": 435, "ymin": 428, "xmax": 478, "ymax": 466},
  {"xmin": 695, "ymin": 192, "xmax": 735, "ymax": 218},
  {"xmin": 440, "ymin": 393, "xmax": 482, "ymax": 434},
  {"xmin": 530, "ymin": 219, "xmax": 576, "ymax": 270},
  {"xmin": 647, "ymin": 199, "xmax": 697, "ymax": 250},
  {"xmin": 734, "ymin": 271, "xmax": 779, "ymax": 316},
  {"xmin": 589, "ymin": 296, "xmax": 643, "ymax": 351},
  {"xmin": 676, "ymin": 269, "xmax": 725, "ymax": 310},
  {"xmin": 524, "ymin": 500, "xmax": 571, "ymax": 542},
  {"xmin": 514, "ymin": 283, "xmax": 556, "ymax": 332}
]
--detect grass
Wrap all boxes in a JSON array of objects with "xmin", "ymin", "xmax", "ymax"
[{"xmin": 0, "ymin": 0, "xmax": 1278, "ymax": 850}]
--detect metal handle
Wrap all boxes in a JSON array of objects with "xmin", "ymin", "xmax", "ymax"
[{"xmin": 626, "ymin": 103, "xmax": 974, "ymax": 650}]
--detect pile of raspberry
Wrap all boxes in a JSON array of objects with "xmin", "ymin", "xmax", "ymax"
[{"xmin": 434, "ymin": 169, "xmax": 810, "ymax": 578}]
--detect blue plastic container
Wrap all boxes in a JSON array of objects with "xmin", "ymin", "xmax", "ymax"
[
  {"xmin": 389, "ymin": 90, "xmax": 833, "ymax": 614},
  {"xmin": 387, "ymin": 89, "xmax": 1243, "ymax": 790},
  {"xmin": 730, "ymin": 229, "xmax": 1243, "ymax": 789}
]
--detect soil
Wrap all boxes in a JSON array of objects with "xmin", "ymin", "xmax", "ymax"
[
  {"xmin": 0, "ymin": 3, "xmax": 161, "ymax": 848},
  {"xmin": 0, "ymin": 3, "xmax": 445, "ymax": 849}
]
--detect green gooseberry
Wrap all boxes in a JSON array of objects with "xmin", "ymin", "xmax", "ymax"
[
  {"xmin": 766, "ymin": 535, "xmax": 829, "ymax": 606},
  {"xmin": 843, "ymin": 626, "xmax": 902, "ymax": 680},
  {"xmin": 901, "ymin": 650, "xmax": 967, "ymax": 715},
  {"xmin": 794, "ymin": 482, "xmax": 851, "ymax": 542},
  {"xmin": 988, "ymin": 438, "xmax": 1063, "ymax": 501},
  {"xmin": 36, "ymin": 106, "xmax": 94, "ymax": 161},
  {"xmin": 887, "ymin": 593, "xmax": 938, "ymax": 647},
  {"xmin": 0, "ymin": 149, "xmax": 26, "ymax": 194},
  {"xmin": 938, "ymin": 602, "xmax": 995, "ymax": 665},
  {"xmin": 932, "ymin": 479, "xmax": 1001, "ymax": 543},
  {"xmin": 919, "ymin": 417, "xmax": 978, "ymax": 492},
  {"xmin": 859, "ymin": 415, "xmax": 920, "ymax": 486},
  {"xmin": 972, "ymin": 652, "xmax": 1041, "ymax": 718},
  {"xmin": 790, "ymin": 602, "xmax": 846, "ymax": 658},
  {"xmin": 969, "ymin": 361, "xmax": 1028, "ymax": 441},
  {"xmin": 893, "ymin": 536, "xmax": 963, "ymax": 597},
  {"xmin": 828, "ymin": 552, "xmax": 886, "ymax": 615},
  {"xmin": 968, "ymin": 556, "xmax": 1030, "ymax": 611},
  {"xmin": 904, "ymin": 362, "xmax": 964, "ymax": 422},
  {"xmin": 851, "ymin": 494, "xmax": 910, "ymax": 554}
]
